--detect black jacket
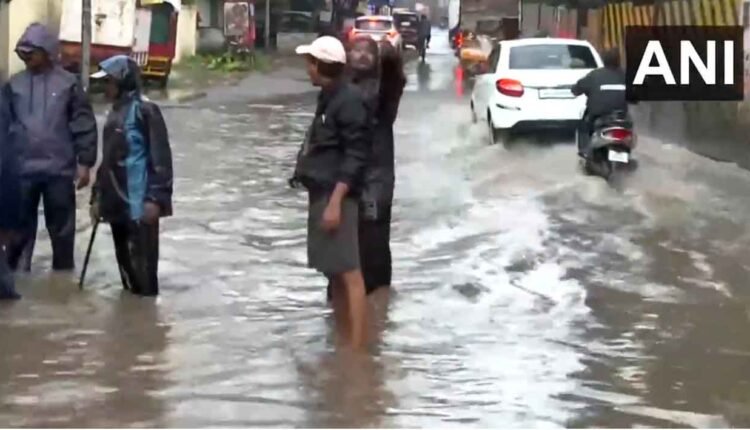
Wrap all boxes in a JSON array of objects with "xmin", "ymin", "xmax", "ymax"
[
  {"xmin": 0, "ymin": 78, "xmax": 22, "ymax": 231},
  {"xmin": 572, "ymin": 67, "xmax": 628, "ymax": 118},
  {"xmin": 92, "ymin": 96, "xmax": 173, "ymax": 223},
  {"xmin": 293, "ymin": 81, "xmax": 370, "ymax": 195}
]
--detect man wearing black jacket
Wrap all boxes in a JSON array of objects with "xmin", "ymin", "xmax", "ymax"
[
  {"xmin": 572, "ymin": 48, "xmax": 628, "ymax": 157},
  {"xmin": 292, "ymin": 36, "xmax": 370, "ymax": 349}
]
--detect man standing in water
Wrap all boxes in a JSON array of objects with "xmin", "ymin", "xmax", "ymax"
[
  {"xmin": 0, "ymin": 77, "xmax": 22, "ymax": 300},
  {"xmin": 4, "ymin": 23, "xmax": 98, "ymax": 272},
  {"xmin": 291, "ymin": 36, "xmax": 370, "ymax": 349},
  {"xmin": 89, "ymin": 55, "xmax": 174, "ymax": 297}
]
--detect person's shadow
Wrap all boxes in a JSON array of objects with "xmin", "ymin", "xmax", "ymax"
[
  {"xmin": 80, "ymin": 297, "xmax": 171, "ymax": 426},
  {"xmin": 417, "ymin": 61, "xmax": 432, "ymax": 92}
]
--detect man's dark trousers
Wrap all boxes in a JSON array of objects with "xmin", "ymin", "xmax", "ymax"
[
  {"xmin": 8, "ymin": 176, "xmax": 76, "ymax": 272},
  {"xmin": 577, "ymin": 114, "xmax": 595, "ymax": 157}
]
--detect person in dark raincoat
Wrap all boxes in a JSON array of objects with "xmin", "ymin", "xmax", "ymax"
[
  {"xmin": 3, "ymin": 23, "xmax": 98, "ymax": 272},
  {"xmin": 89, "ymin": 55, "xmax": 174, "ymax": 297},
  {"xmin": 0, "ymin": 77, "xmax": 22, "ymax": 300},
  {"xmin": 326, "ymin": 37, "xmax": 406, "ymax": 301},
  {"xmin": 361, "ymin": 40, "xmax": 405, "ymax": 296}
]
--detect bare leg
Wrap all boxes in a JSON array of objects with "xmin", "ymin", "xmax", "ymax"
[
  {"xmin": 337, "ymin": 269, "xmax": 368, "ymax": 349},
  {"xmin": 330, "ymin": 276, "xmax": 350, "ymax": 345}
]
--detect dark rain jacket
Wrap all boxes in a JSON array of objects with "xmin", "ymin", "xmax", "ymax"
[
  {"xmin": 351, "ymin": 73, "xmax": 398, "ymax": 210},
  {"xmin": 572, "ymin": 67, "xmax": 628, "ymax": 119},
  {"xmin": 0, "ymin": 79, "xmax": 22, "ymax": 230},
  {"xmin": 293, "ymin": 81, "xmax": 370, "ymax": 196},
  {"xmin": 3, "ymin": 23, "xmax": 97, "ymax": 178},
  {"xmin": 93, "ymin": 95, "xmax": 174, "ymax": 223},
  {"xmin": 419, "ymin": 18, "xmax": 432, "ymax": 39}
]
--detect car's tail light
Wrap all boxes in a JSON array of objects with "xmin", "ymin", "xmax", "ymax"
[
  {"xmin": 496, "ymin": 78, "xmax": 524, "ymax": 97},
  {"xmin": 456, "ymin": 33, "xmax": 463, "ymax": 47},
  {"xmin": 601, "ymin": 127, "xmax": 632, "ymax": 142}
]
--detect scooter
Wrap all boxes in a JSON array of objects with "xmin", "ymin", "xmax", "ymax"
[{"xmin": 580, "ymin": 111, "xmax": 637, "ymax": 183}]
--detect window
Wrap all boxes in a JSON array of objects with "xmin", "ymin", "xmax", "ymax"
[
  {"xmin": 355, "ymin": 19, "xmax": 392, "ymax": 31},
  {"xmin": 394, "ymin": 13, "xmax": 418, "ymax": 28},
  {"xmin": 744, "ymin": 2, "xmax": 750, "ymax": 27},
  {"xmin": 509, "ymin": 44, "xmax": 598, "ymax": 70}
]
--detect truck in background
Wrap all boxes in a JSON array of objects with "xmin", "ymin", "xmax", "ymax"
[
  {"xmin": 454, "ymin": 0, "xmax": 520, "ymax": 75},
  {"xmin": 59, "ymin": 0, "xmax": 181, "ymax": 87},
  {"xmin": 448, "ymin": 0, "xmax": 461, "ymax": 48}
]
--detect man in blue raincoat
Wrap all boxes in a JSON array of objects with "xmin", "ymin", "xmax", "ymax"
[
  {"xmin": 3, "ymin": 23, "xmax": 98, "ymax": 273},
  {"xmin": 89, "ymin": 55, "xmax": 173, "ymax": 297}
]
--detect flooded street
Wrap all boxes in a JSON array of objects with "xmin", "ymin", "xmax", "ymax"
[{"xmin": 2, "ymin": 31, "xmax": 750, "ymax": 427}]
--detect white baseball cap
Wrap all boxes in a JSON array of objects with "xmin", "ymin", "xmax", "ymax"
[{"xmin": 295, "ymin": 36, "xmax": 347, "ymax": 64}]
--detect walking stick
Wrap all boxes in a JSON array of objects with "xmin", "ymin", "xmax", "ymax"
[{"xmin": 79, "ymin": 219, "xmax": 100, "ymax": 290}]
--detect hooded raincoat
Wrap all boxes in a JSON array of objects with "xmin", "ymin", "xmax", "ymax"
[
  {"xmin": 93, "ymin": 56, "xmax": 174, "ymax": 223},
  {"xmin": 2, "ymin": 23, "xmax": 97, "ymax": 178}
]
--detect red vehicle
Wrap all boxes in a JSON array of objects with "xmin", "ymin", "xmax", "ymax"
[{"xmin": 59, "ymin": 0, "xmax": 181, "ymax": 87}]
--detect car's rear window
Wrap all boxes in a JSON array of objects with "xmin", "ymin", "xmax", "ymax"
[
  {"xmin": 355, "ymin": 19, "xmax": 392, "ymax": 31},
  {"xmin": 395, "ymin": 14, "xmax": 418, "ymax": 28},
  {"xmin": 509, "ymin": 44, "xmax": 598, "ymax": 69}
]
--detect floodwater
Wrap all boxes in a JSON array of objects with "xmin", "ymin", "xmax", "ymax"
[{"xmin": 2, "ymin": 31, "xmax": 750, "ymax": 427}]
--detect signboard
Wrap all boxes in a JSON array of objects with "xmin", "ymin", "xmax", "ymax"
[
  {"xmin": 224, "ymin": 2, "xmax": 250, "ymax": 37},
  {"xmin": 59, "ymin": 0, "xmax": 136, "ymax": 47}
]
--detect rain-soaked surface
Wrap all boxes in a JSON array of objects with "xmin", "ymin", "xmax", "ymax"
[{"xmin": 2, "ymin": 31, "xmax": 750, "ymax": 427}]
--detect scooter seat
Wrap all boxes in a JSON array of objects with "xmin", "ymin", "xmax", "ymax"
[{"xmin": 594, "ymin": 111, "xmax": 633, "ymax": 129}]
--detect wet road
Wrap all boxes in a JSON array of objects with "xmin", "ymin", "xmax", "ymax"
[{"xmin": 2, "ymin": 31, "xmax": 750, "ymax": 427}]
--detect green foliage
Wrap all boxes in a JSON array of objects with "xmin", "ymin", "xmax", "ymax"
[{"xmin": 179, "ymin": 52, "xmax": 271, "ymax": 74}]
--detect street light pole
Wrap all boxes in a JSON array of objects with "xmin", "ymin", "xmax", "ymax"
[
  {"xmin": 265, "ymin": 0, "xmax": 270, "ymax": 50},
  {"xmin": 81, "ymin": 0, "xmax": 92, "ymax": 92}
]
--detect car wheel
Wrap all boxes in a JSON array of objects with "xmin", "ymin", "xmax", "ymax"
[
  {"xmin": 471, "ymin": 102, "xmax": 478, "ymax": 124},
  {"xmin": 487, "ymin": 112, "xmax": 511, "ymax": 146}
]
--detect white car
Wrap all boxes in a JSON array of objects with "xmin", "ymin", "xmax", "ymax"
[
  {"xmin": 470, "ymin": 38, "xmax": 603, "ymax": 144},
  {"xmin": 350, "ymin": 16, "xmax": 403, "ymax": 53}
]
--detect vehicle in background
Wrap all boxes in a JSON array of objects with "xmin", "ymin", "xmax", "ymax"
[
  {"xmin": 448, "ymin": 0, "xmax": 461, "ymax": 49},
  {"xmin": 581, "ymin": 111, "xmax": 637, "ymax": 183},
  {"xmin": 470, "ymin": 38, "xmax": 603, "ymax": 145},
  {"xmin": 458, "ymin": 31, "xmax": 493, "ymax": 74},
  {"xmin": 59, "ymin": 0, "xmax": 181, "ymax": 88},
  {"xmin": 393, "ymin": 10, "xmax": 419, "ymax": 48},
  {"xmin": 349, "ymin": 16, "xmax": 403, "ymax": 53},
  {"xmin": 454, "ymin": 0, "xmax": 519, "ymax": 57}
]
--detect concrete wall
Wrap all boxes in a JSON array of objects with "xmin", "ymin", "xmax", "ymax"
[
  {"xmin": 0, "ymin": 0, "xmax": 61, "ymax": 80},
  {"xmin": 175, "ymin": 4, "xmax": 198, "ymax": 64}
]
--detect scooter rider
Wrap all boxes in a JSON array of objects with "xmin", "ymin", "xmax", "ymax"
[
  {"xmin": 418, "ymin": 14, "xmax": 432, "ymax": 51},
  {"xmin": 571, "ymin": 48, "xmax": 628, "ymax": 158}
]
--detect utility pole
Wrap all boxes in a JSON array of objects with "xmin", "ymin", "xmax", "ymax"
[
  {"xmin": 265, "ymin": 0, "xmax": 270, "ymax": 50},
  {"xmin": 81, "ymin": 0, "xmax": 92, "ymax": 92}
]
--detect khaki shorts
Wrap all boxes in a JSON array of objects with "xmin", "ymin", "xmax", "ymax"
[{"xmin": 307, "ymin": 193, "xmax": 360, "ymax": 276}]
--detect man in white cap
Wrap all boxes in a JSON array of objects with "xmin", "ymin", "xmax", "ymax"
[{"xmin": 290, "ymin": 36, "xmax": 371, "ymax": 349}]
